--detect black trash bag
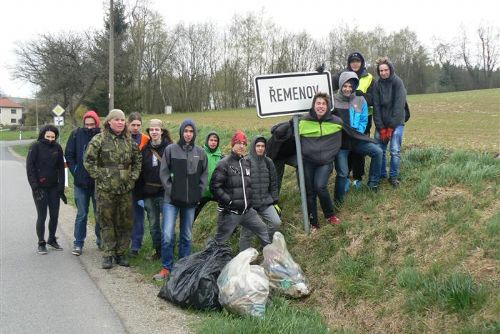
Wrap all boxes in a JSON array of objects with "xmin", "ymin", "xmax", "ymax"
[{"xmin": 158, "ymin": 240, "xmax": 233, "ymax": 310}]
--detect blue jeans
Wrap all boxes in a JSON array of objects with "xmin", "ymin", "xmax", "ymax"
[
  {"xmin": 144, "ymin": 196, "xmax": 163, "ymax": 250},
  {"xmin": 131, "ymin": 199, "xmax": 145, "ymax": 251},
  {"xmin": 335, "ymin": 141, "xmax": 383, "ymax": 202},
  {"xmin": 73, "ymin": 186, "xmax": 101, "ymax": 248},
  {"xmin": 376, "ymin": 125, "xmax": 404, "ymax": 178},
  {"xmin": 161, "ymin": 202, "xmax": 195, "ymax": 271},
  {"xmin": 303, "ymin": 160, "xmax": 335, "ymax": 227}
]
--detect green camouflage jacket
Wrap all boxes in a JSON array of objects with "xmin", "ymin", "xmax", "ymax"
[{"xmin": 84, "ymin": 127, "xmax": 142, "ymax": 194}]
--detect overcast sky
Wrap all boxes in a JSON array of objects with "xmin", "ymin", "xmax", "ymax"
[{"xmin": 1, "ymin": 0, "xmax": 498, "ymax": 98}]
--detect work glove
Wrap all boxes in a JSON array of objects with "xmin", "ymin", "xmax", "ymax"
[
  {"xmin": 60, "ymin": 193, "xmax": 68, "ymax": 205},
  {"xmin": 273, "ymin": 204, "xmax": 282, "ymax": 217},
  {"xmin": 33, "ymin": 188, "xmax": 45, "ymax": 202},
  {"xmin": 315, "ymin": 63, "xmax": 325, "ymax": 73},
  {"xmin": 137, "ymin": 200, "xmax": 145, "ymax": 208},
  {"xmin": 379, "ymin": 128, "xmax": 390, "ymax": 144},
  {"xmin": 386, "ymin": 127, "xmax": 394, "ymax": 140}
]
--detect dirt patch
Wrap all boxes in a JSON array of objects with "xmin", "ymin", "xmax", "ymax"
[
  {"xmin": 463, "ymin": 248, "xmax": 499, "ymax": 284},
  {"xmin": 424, "ymin": 186, "xmax": 469, "ymax": 207}
]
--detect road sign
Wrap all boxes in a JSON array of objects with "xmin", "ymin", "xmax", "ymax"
[
  {"xmin": 52, "ymin": 104, "xmax": 65, "ymax": 116},
  {"xmin": 254, "ymin": 71, "xmax": 332, "ymax": 118},
  {"xmin": 54, "ymin": 116, "xmax": 64, "ymax": 126}
]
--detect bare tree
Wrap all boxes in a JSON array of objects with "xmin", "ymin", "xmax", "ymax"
[{"xmin": 477, "ymin": 25, "xmax": 499, "ymax": 87}]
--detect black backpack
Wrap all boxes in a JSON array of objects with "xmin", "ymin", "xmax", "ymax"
[{"xmin": 404, "ymin": 101, "xmax": 410, "ymax": 123}]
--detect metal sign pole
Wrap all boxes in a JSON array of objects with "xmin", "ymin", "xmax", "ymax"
[{"xmin": 293, "ymin": 115, "xmax": 310, "ymax": 234}]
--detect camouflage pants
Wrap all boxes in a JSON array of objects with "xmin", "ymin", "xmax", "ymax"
[{"xmin": 96, "ymin": 190, "xmax": 133, "ymax": 257}]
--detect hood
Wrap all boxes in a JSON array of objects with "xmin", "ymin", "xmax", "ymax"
[
  {"xmin": 204, "ymin": 131, "xmax": 220, "ymax": 153},
  {"xmin": 37, "ymin": 124, "xmax": 59, "ymax": 141},
  {"xmin": 83, "ymin": 110, "xmax": 100, "ymax": 127},
  {"xmin": 337, "ymin": 71, "xmax": 359, "ymax": 100},
  {"xmin": 178, "ymin": 118, "xmax": 197, "ymax": 146},
  {"xmin": 376, "ymin": 60, "xmax": 396, "ymax": 80},
  {"xmin": 249, "ymin": 135, "xmax": 267, "ymax": 159},
  {"xmin": 347, "ymin": 51, "xmax": 367, "ymax": 76}
]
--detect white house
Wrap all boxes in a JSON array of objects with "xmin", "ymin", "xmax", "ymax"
[{"xmin": 0, "ymin": 98, "xmax": 23, "ymax": 126}]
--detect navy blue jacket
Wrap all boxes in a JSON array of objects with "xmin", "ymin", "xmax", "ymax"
[{"xmin": 65, "ymin": 127, "xmax": 100, "ymax": 189}]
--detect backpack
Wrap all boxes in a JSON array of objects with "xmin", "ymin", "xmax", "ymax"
[{"xmin": 404, "ymin": 101, "xmax": 410, "ymax": 123}]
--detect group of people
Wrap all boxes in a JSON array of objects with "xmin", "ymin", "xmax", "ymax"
[{"xmin": 26, "ymin": 52, "xmax": 406, "ymax": 281}]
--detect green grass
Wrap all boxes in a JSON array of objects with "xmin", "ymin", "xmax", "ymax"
[
  {"xmin": 10, "ymin": 89, "xmax": 500, "ymax": 333},
  {"xmin": 0, "ymin": 130, "xmax": 37, "ymax": 141}
]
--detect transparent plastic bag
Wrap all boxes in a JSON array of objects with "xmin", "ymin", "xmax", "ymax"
[
  {"xmin": 262, "ymin": 232, "xmax": 311, "ymax": 298},
  {"xmin": 217, "ymin": 248, "xmax": 269, "ymax": 317}
]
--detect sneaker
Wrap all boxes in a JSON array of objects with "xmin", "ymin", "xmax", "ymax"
[
  {"xmin": 389, "ymin": 177, "xmax": 400, "ymax": 188},
  {"xmin": 309, "ymin": 225, "xmax": 319, "ymax": 234},
  {"xmin": 328, "ymin": 215, "xmax": 341, "ymax": 225},
  {"xmin": 353, "ymin": 180, "xmax": 362, "ymax": 190},
  {"xmin": 37, "ymin": 244, "xmax": 48, "ymax": 255},
  {"xmin": 153, "ymin": 268, "xmax": 169, "ymax": 281},
  {"xmin": 47, "ymin": 239, "xmax": 63, "ymax": 251},
  {"xmin": 72, "ymin": 246, "xmax": 82, "ymax": 256},
  {"xmin": 102, "ymin": 256, "xmax": 113, "ymax": 269},
  {"xmin": 115, "ymin": 255, "xmax": 130, "ymax": 267}
]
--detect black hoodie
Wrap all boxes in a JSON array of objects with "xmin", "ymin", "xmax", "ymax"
[{"xmin": 26, "ymin": 125, "xmax": 65, "ymax": 191}]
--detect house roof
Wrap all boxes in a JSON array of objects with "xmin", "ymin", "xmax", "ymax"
[{"xmin": 0, "ymin": 98, "xmax": 23, "ymax": 108}]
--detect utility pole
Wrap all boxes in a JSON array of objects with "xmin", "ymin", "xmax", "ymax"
[
  {"xmin": 35, "ymin": 92, "xmax": 39, "ymax": 133},
  {"xmin": 108, "ymin": 0, "xmax": 115, "ymax": 111}
]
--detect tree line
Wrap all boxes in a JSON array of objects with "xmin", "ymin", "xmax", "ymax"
[{"xmin": 12, "ymin": 0, "xmax": 500, "ymax": 124}]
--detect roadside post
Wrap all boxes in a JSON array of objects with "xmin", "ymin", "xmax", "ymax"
[
  {"xmin": 51, "ymin": 104, "xmax": 68, "ymax": 187},
  {"xmin": 254, "ymin": 71, "xmax": 333, "ymax": 234}
]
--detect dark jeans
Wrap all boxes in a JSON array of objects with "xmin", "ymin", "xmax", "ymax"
[
  {"xmin": 303, "ymin": 160, "xmax": 335, "ymax": 227},
  {"xmin": 143, "ymin": 196, "xmax": 163, "ymax": 250},
  {"xmin": 33, "ymin": 186, "xmax": 60, "ymax": 243},
  {"xmin": 349, "ymin": 115, "xmax": 373, "ymax": 180},
  {"xmin": 73, "ymin": 185, "xmax": 101, "ymax": 248}
]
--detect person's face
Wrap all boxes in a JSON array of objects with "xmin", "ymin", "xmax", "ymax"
[
  {"xmin": 149, "ymin": 126, "xmax": 163, "ymax": 141},
  {"xmin": 314, "ymin": 97, "xmax": 328, "ymax": 118},
  {"xmin": 183, "ymin": 125, "xmax": 194, "ymax": 144},
  {"xmin": 44, "ymin": 131, "xmax": 56, "ymax": 142},
  {"xmin": 379, "ymin": 64, "xmax": 391, "ymax": 79},
  {"xmin": 349, "ymin": 59, "xmax": 362, "ymax": 72},
  {"xmin": 232, "ymin": 141, "xmax": 247, "ymax": 156},
  {"xmin": 342, "ymin": 82, "xmax": 353, "ymax": 96},
  {"xmin": 255, "ymin": 142, "xmax": 266, "ymax": 156},
  {"xmin": 129, "ymin": 120, "xmax": 142, "ymax": 134},
  {"xmin": 207, "ymin": 135, "xmax": 218, "ymax": 150},
  {"xmin": 109, "ymin": 117, "xmax": 126, "ymax": 134},
  {"xmin": 84, "ymin": 118, "xmax": 96, "ymax": 129}
]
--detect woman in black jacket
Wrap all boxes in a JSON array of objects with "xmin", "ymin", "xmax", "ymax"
[{"xmin": 26, "ymin": 125, "xmax": 65, "ymax": 254}]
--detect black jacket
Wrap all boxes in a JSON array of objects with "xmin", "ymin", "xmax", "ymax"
[
  {"xmin": 373, "ymin": 61, "xmax": 407, "ymax": 129},
  {"xmin": 137, "ymin": 138, "xmax": 170, "ymax": 199},
  {"xmin": 267, "ymin": 120, "xmax": 296, "ymax": 161},
  {"xmin": 248, "ymin": 136, "xmax": 279, "ymax": 210},
  {"xmin": 27, "ymin": 139, "xmax": 65, "ymax": 191},
  {"xmin": 210, "ymin": 151, "xmax": 252, "ymax": 214},
  {"xmin": 65, "ymin": 127, "xmax": 100, "ymax": 189}
]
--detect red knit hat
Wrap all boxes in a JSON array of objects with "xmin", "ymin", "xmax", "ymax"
[
  {"xmin": 231, "ymin": 130, "xmax": 248, "ymax": 146},
  {"xmin": 83, "ymin": 110, "xmax": 100, "ymax": 127}
]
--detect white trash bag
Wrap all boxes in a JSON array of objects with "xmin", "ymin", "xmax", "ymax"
[
  {"xmin": 262, "ymin": 232, "xmax": 311, "ymax": 298},
  {"xmin": 217, "ymin": 248, "xmax": 269, "ymax": 317}
]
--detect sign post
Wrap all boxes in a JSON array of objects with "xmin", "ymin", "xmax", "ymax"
[
  {"xmin": 254, "ymin": 71, "xmax": 333, "ymax": 234},
  {"xmin": 51, "ymin": 104, "xmax": 65, "ymax": 143}
]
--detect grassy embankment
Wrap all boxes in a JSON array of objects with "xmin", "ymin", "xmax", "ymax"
[{"xmin": 12, "ymin": 89, "xmax": 500, "ymax": 333}]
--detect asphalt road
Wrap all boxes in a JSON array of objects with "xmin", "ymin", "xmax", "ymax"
[{"xmin": 0, "ymin": 140, "xmax": 126, "ymax": 334}]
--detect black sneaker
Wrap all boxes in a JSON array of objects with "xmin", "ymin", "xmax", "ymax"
[
  {"xmin": 47, "ymin": 239, "xmax": 63, "ymax": 251},
  {"xmin": 37, "ymin": 244, "xmax": 48, "ymax": 255},
  {"xmin": 102, "ymin": 256, "xmax": 113, "ymax": 269},
  {"xmin": 115, "ymin": 255, "xmax": 130, "ymax": 267}
]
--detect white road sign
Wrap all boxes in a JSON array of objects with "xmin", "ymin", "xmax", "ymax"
[
  {"xmin": 52, "ymin": 104, "xmax": 65, "ymax": 116},
  {"xmin": 254, "ymin": 71, "xmax": 333, "ymax": 118},
  {"xmin": 54, "ymin": 116, "xmax": 64, "ymax": 126}
]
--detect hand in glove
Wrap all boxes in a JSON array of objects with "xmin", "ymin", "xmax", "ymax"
[
  {"xmin": 33, "ymin": 188, "xmax": 45, "ymax": 202},
  {"xmin": 273, "ymin": 204, "xmax": 282, "ymax": 217},
  {"xmin": 315, "ymin": 63, "xmax": 325, "ymax": 73},
  {"xmin": 379, "ymin": 128, "xmax": 390, "ymax": 144},
  {"xmin": 137, "ymin": 200, "xmax": 145, "ymax": 208},
  {"xmin": 386, "ymin": 127, "xmax": 394, "ymax": 140}
]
